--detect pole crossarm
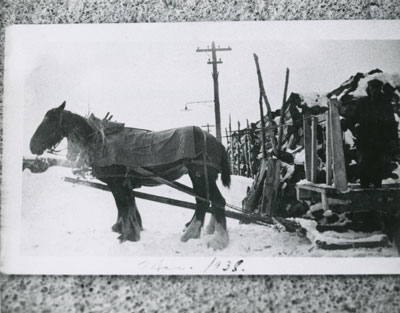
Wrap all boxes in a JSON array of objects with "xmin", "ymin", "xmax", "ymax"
[
  {"xmin": 207, "ymin": 60, "xmax": 223, "ymax": 65},
  {"xmin": 196, "ymin": 47, "xmax": 232, "ymax": 52}
]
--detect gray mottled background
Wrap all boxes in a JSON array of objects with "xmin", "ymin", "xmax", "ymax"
[{"xmin": 1, "ymin": 1, "xmax": 400, "ymax": 312}]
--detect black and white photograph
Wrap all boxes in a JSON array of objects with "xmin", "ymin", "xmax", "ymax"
[{"xmin": 1, "ymin": 21, "xmax": 400, "ymax": 275}]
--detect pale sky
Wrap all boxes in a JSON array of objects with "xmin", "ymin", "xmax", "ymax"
[{"xmin": 4, "ymin": 22, "xmax": 399, "ymax": 156}]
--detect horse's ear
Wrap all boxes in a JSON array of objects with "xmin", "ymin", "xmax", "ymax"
[{"xmin": 58, "ymin": 101, "xmax": 66, "ymax": 111}]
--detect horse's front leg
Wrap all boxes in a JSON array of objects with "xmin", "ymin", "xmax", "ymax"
[
  {"xmin": 109, "ymin": 183, "xmax": 142, "ymax": 242},
  {"xmin": 181, "ymin": 169, "xmax": 208, "ymax": 242},
  {"xmin": 111, "ymin": 211, "xmax": 123, "ymax": 234}
]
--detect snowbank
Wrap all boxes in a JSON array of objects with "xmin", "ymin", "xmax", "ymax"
[{"xmin": 20, "ymin": 166, "xmax": 398, "ymax": 257}]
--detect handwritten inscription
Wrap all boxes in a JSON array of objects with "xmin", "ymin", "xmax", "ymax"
[
  {"xmin": 136, "ymin": 258, "xmax": 245, "ymax": 274},
  {"xmin": 204, "ymin": 258, "xmax": 244, "ymax": 273}
]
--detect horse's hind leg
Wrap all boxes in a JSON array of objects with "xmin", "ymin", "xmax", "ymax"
[
  {"xmin": 207, "ymin": 180, "xmax": 229, "ymax": 250},
  {"xmin": 180, "ymin": 168, "xmax": 208, "ymax": 242},
  {"xmin": 184, "ymin": 213, "xmax": 213, "ymax": 234},
  {"xmin": 205, "ymin": 214, "xmax": 216, "ymax": 235}
]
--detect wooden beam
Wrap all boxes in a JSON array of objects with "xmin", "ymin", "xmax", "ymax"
[
  {"xmin": 325, "ymin": 111, "xmax": 333, "ymax": 185},
  {"xmin": 316, "ymin": 237, "xmax": 390, "ymax": 250},
  {"xmin": 242, "ymin": 158, "xmax": 268, "ymax": 213},
  {"xmin": 329, "ymin": 98, "xmax": 348, "ymax": 192},
  {"xmin": 321, "ymin": 190, "xmax": 329, "ymax": 211},
  {"xmin": 296, "ymin": 182, "xmax": 400, "ymax": 212},
  {"xmin": 258, "ymin": 93, "xmax": 267, "ymax": 159},
  {"xmin": 303, "ymin": 111, "xmax": 312, "ymax": 181},
  {"xmin": 311, "ymin": 116, "xmax": 318, "ymax": 183},
  {"xmin": 267, "ymin": 159, "xmax": 281, "ymax": 217},
  {"xmin": 296, "ymin": 183, "xmax": 338, "ymax": 194}
]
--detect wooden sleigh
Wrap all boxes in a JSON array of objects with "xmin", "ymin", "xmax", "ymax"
[{"xmin": 296, "ymin": 98, "xmax": 400, "ymax": 252}]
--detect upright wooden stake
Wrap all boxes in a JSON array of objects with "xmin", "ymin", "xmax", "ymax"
[
  {"xmin": 325, "ymin": 111, "xmax": 333, "ymax": 185},
  {"xmin": 253, "ymin": 53, "xmax": 278, "ymax": 155},
  {"xmin": 277, "ymin": 68, "xmax": 290, "ymax": 151},
  {"xmin": 246, "ymin": 119, "xmax": 253, "ymax": 177},
  {"xmin": 244, "ymin": 132, "xmax": 251, "ymax": 177},
  {"xmin": 329, "ymin": 98, "xmax": 348, "ymax": 192},
  {"xmin": 237, "ymin": 121, "xmax": 241, "ymax": 176}
]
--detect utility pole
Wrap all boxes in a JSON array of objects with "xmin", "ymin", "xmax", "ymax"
[{"xmin": 197, "ymin": 41, "xmax": 232, "ymax": 141}]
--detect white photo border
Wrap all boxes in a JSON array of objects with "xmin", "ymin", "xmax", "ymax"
[{"xmin": 1, "ymin": 20, "xmax": 400, "ymax": 275}]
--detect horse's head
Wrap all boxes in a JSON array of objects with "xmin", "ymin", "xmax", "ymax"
[{"xmin": 30, "ymin": 101, "xmax": 67, "ymax": 155}]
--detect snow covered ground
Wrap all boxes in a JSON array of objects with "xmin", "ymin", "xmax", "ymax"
[{"xmin": 20, "ymin": 166, "xmax": 398, "ymax": 257}]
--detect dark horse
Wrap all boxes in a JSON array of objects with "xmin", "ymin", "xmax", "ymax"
[{"xmin": 29, "ymin": 102, "xmax": 231, "ymax": 250}]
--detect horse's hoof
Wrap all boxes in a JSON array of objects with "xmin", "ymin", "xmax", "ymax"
[
  {"xmin": 207, "ymin": 223, "xmax": 229, "ymax": 250},
  {"xmin": 118, "ymin": 232, "xmax": 140, "ymax": 243},
  {"xmin": 182, "ymin": 221, "xmax": 191, "ymax": 233},
  {"xmin": 118, "ymin": 235, "xmax": 126, "ymax": 243},
  {"xmin": 180, "ymin": 231, "xmax": 200, "ymax": 242},
  {"xmin": 112, "ymin": 223, "xmax": 122, "ymax": 233},
  {"xmin": 180, "ymin": 217, "xmax": 202, "ymax": 242},
  {"xmin": 205, "ymin": 222, "xmax": 216, "ymax": 235},
  {"xmin": 207, "ymin": 235, "xmax": 229, "ymax": 250}
]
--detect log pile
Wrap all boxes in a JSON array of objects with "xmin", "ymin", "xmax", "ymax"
[{"xmin": 237, "ymin": 67, "xmax": 400, "ymax": 250}]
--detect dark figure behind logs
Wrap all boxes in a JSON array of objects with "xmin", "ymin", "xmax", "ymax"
[
  {"xmin": 342, "ymin": 79, "xmax": 399, "ymax": 188},
  {"xmin": 29, "ymin": 102, "xmax": 231, "ymax": 250}
]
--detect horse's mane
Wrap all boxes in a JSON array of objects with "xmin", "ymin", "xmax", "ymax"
[
  {"xmin": 65, "ymin": 111, "xmax": 126, "ymax": 168},
  {"xmin": 86, "ymin": 113, "xmax": 125, "ymax": 144}
]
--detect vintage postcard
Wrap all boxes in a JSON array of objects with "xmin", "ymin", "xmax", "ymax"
[{"xmin": 1, "ymin": 21, "xmax": 400, "ymax": 274}]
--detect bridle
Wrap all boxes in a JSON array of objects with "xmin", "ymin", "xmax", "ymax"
[{"xmin": 47, "ymin": 111, "xmax": 66, "ymax": 155}]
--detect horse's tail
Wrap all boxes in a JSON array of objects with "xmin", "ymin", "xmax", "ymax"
[{"xmin": 220, "ymin": 145, "xmax": 231, "ymax": 188}]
